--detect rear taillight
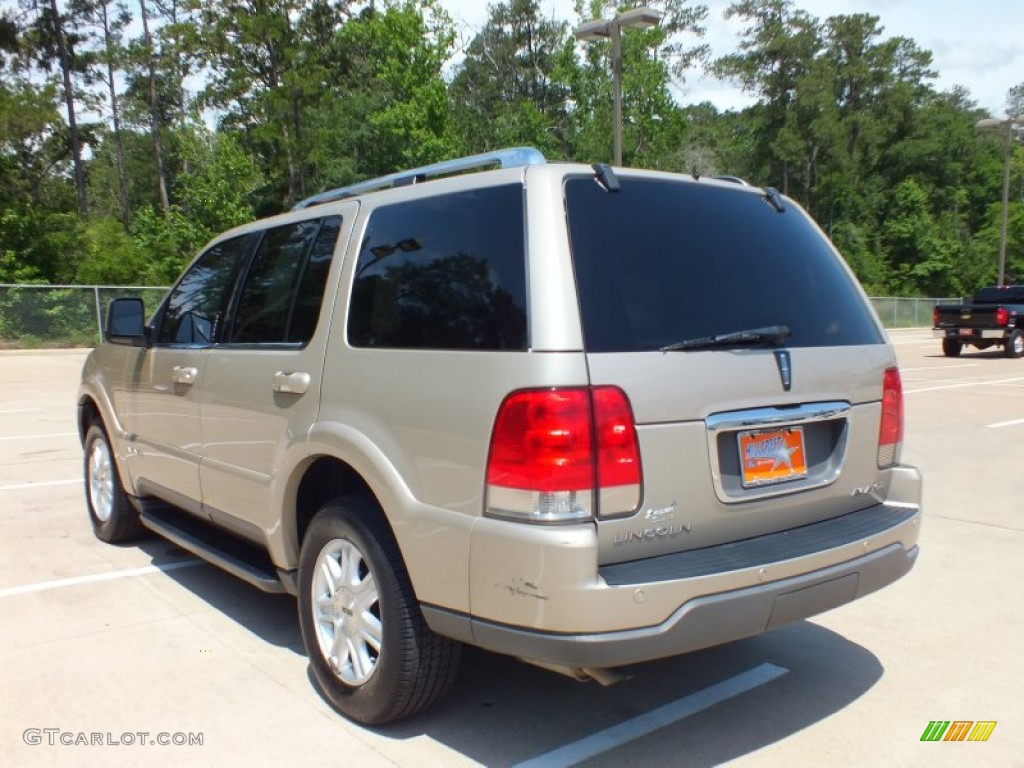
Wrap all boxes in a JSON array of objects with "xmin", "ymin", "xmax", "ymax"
[
  {"xmin": 877, "ymin": 367, "xmax": 904, "ymax": 468},
  {"xmin": 593, "ymin": 387, "xmax": 642, "ymax": 515},
  {"xmin": 932, "ymin": 307, "xmax": 940, "ymax": 327},
  {"xmin": 485, "ymin": 387, "xmax": 641, "ymax": 523},
  {"xmin": 995, "ymin": 307, "xmax": 1009, "ymax": 326}
]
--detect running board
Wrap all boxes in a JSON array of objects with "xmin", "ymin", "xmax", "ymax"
[{"xmin": 140, "ymin": 506, "xmax": 286, "ymax": 594}]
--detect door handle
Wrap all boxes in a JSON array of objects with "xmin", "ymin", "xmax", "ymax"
[
  {"xmin": 171, "ymin": 366, "xmax": 198, "ymax": 385},
  {"xmin": 273, "ymin": 371, "xmax": 311, "ymax": 395}
]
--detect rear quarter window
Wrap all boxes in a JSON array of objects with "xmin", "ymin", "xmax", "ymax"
[
  {"xmin": 564, "ymin": 177, "xmax": 883, "ymax": 352},
  {"xmin": 347, "ymin": 185, "xmax": 528, "ymax": 350}
]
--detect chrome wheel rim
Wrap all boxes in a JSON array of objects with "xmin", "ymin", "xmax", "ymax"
[
  {"xmin": 87, "ymin": 436, "xmax": 114, "ymax": 523},
  {"xmin": 1015, "ymin": 335, "xmax": 1023, "ymax": 355},
  {"xmin": 311, "ymin": 538, "xmax": 382, "ymax": 686}
]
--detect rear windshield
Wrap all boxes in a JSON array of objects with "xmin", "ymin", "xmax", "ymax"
[
  {"xmin": 564, "ymin": 177, "xmax": 883, "ymax": 352},
  {"xmin": 973, "ymin": 286, "xmax": 1024, "ymax": 304}
]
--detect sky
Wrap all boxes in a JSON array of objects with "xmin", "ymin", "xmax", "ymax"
[{"xmin": 438, "ymin": 0, "xmax": 1024, "ymax": 117}]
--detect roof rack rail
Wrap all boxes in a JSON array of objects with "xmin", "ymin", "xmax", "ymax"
[
  {"xmin": 712, "ymin": 175, "xmax": 751, "ymax": 186},
  {"xmin": 293, "ymin": 147, "xmax": 547, "ymax": 210}
]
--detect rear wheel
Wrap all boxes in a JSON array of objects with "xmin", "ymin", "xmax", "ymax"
[
  {"xmin": 942, "ymin": 338, "xmax": 962, "ymax": 357},
  {"xmin": 84, "ymin": 423, "xmax": 144, "ymax": 542},
  {"xmin": 1005, "ymin": 330, "xmax": 1024, "ymax": 358},
  {"xmin": 297, "ymin": 498, "xmax": 461, "ymax": 725}
]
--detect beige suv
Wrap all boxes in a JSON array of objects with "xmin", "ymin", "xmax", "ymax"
[{"xmin": 78, "ymin": 148, "xmax": 922, "ymax": 725}]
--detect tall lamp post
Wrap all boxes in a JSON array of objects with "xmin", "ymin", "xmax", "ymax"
[
  {"xmin": 575, "ymin": 6, "xmax": 663, "ymax": 167},
  {"xmin": 975, "ymin": 114, "xmax": 1024, "ymax": 286}
]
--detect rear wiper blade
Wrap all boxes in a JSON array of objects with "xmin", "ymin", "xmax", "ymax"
[{"xmin": 660, "ymin": 325, "xmax": 791, "ymax": 352}]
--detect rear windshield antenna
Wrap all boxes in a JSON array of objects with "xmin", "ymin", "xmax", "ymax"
[
  {"xmin": 764, "ymin": 186, "xmax": 785, "ymax": 213},
  {"xmin": 592, "ymin": 163, "xmax": 621, "ymax": 193}
]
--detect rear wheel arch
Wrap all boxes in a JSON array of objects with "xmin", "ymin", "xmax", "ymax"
[
  {"xmin": 292, "ymin": 456, "xmax": 391, "ymax": 556},
  {"xmin": 78, "ymin": 395, "xmax": 102, "ymax": 442}
]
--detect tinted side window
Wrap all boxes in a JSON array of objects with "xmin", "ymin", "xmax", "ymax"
[
  {"xmin": 348, "ymin": 185, "xmax": 527, "ymax": 350},
  {"xmin": 230, "ymin": 218, "xmax": 330, "ymax": 344},
  {"xmin": 158, "ymin": 234, "xmax": 254, "ymax": 345},
  {"xmin": 564, "ymin": 178, "xmax": 883, "ymax": 352}
]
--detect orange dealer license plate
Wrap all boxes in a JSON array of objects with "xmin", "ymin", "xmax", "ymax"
[{"xmin": 739, "ymin": 427, "xmax": 808, "ymax": 488}]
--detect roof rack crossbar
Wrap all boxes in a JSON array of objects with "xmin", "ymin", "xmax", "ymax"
[{"xmin": 293, "ymin": 147, "xmax": 547, "ymax": 210}]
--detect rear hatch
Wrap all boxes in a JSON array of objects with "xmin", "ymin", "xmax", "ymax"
[{"xmin": 563, "ymin": 174, "xmax": 896, "ymax": 564}]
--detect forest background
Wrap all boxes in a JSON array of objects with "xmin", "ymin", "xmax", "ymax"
[{"xmin": 1, "ymin": 0, "xmax": 1022, "ymax": 298}]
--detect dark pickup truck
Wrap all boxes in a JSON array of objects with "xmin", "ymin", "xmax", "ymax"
[{"xmin": 933, "ymin": 285, "xmax": 1024, "ymax": 358}]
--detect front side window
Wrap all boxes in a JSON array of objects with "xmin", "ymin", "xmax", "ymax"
[
  {"xmin": 158, "ymin": 234, "xmax": 255, "ymax": 345},
  {"xmin": 347, "ymin": 185, "xmax": 528, "ymax": 350},
  {"xmin": 290, "ymin": 216, "xmax": 342, "ymax": 343},
  {"xmin": 229, "ymin": 217, "xmax": 339, "ymax": 344}
]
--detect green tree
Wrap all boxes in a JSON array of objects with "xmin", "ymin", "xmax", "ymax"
[
  {"xmin": 449, "ymin": 0, "xmax": 571, "ymax": 156},
  {"xmin": 1007, "ymin": 81, "xmax": 1024, "ymax": 117},
  {"xmin": 126, "ymin": 126, "xmax": 263, "ymax": 283},
  {"xmin": 298, "ymin": 0, "xmax": 456, "ymax": 196},
  {"xmin": 567, "ymin": 0, "xmax": 709, "ymax": 166},
  {"xmin": 714, "ymin": 0, "xmax": 820, "ymax": 193},
  {"xmin": 21, "ymin": 0, "xmax": 96, "ymax": 214},
  {"xmin": 185, "ymin": 0, "xmax": 351, "ymax": 207},
  {"xmin": 80, "ymin": 0, "xmax": 133, "ymax": 223}
]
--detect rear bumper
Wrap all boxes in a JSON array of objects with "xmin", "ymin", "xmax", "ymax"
[
  {"xmin": 450, "ymin": 541, "xmax": 917, "ymax": 668},
  {"xmin": 933, "ymin": 328, "xmax": 1006, "ymax": 340},
  {"xmin": 427, "ymin": 491, "xmax": 922, "ymax": 668}
]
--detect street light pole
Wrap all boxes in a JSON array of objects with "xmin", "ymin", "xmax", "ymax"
[
  {"xmin": 999, "ymin": 125, "xmax": 1012, "ymax": 286},
  {"xmin": 976, "ymin": 114, "xmax": 1024, "ymax": 286},
  {"xmin": 575, "ymin": 7, "xmax": 663, "ymax": 167}
]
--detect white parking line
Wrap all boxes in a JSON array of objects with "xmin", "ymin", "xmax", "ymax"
[
  {"xmin": 511, "ymin": 663, "xmax": 788, "ymax": 768},
  {"xmin": 0, "ymin": 432, "xmax": 77, "ymax": 441},
  {"xmin": 0, "ymin": 560, "xmax": 204, "ymax": 599},
  {"xmin": 0, "ymin": 478, "xmax": 81, "ymax": 491},
  {"xmin": 901, "ymin": 364, "xmax": 979, "ymax": 372},
  {"xmin": 987, "ymin": 418, "xmax": 1024, "ymax": 429},
  {"xmin": 888, "ymin": 338, "xmax": 936, "ymax": 346},
  {"xmin": 905, "ymin": 376, "xmax": 1024, "ymax": 394}
]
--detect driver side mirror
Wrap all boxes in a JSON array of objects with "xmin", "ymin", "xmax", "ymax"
[{"xmin": 105, "ymin": 298, "xmax": 149, "ymax": 347}]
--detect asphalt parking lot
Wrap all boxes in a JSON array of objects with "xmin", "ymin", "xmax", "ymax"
[{"xmin": 1, "ymin": 329, "xmax": 1021, "ymax": 768}]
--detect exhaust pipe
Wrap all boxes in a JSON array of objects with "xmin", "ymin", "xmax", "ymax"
[{"xmin": 518, "ymin": 658, "xmax": 631, "ymax": 686}]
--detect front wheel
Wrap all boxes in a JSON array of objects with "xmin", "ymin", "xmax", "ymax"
[
  {"xmin": 942, "ymin": 338, "xmax": 962, "ymax": 357},
  {"xmin": 297, "ymin": 498, "xmax": 461, "ymax": 725},
  {"xmin": 84, "ymin": 423, "xmax": 144, "ymax": 543},
  {"xmin": 1005, "ymin": 330, "xmax": 1024, "ymax": 358}
]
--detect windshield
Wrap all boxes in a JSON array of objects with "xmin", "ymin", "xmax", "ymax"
[{"xmin": 564, "ymin": 177, "xmax": 883, "ymax": 353}]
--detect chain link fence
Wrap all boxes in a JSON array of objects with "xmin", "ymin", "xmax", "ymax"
[
  {"xmin": 0, "ymin": 285, "xmax": 169, "ymax": 348},
  {"xmin": 0, "ymin": 285, "xmax": 960, "ymax": 348},
  {"xmin": 868, "ymin": 296, "xmax": 960, "ymax": 329}
]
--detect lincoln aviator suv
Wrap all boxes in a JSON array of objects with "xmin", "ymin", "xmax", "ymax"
[{"xmin": 79, "ymin": 148, "xmax": 921, "ymax": 724}]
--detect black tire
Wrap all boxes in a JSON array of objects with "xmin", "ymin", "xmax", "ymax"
[
  {"xmin": 942, "ymin": 338, "xmax": 962, "ymax": 358},
  {"xmin": 297, "ymin": 498, "xmax": 461, "ymax": 725},
  {"xmin": 1004, "ymin": 330, "xmax": 1024, "ymax": 358},
  {"xmin": 83, "ymin": 422, "xmax": 144, "ymax": 543}
]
